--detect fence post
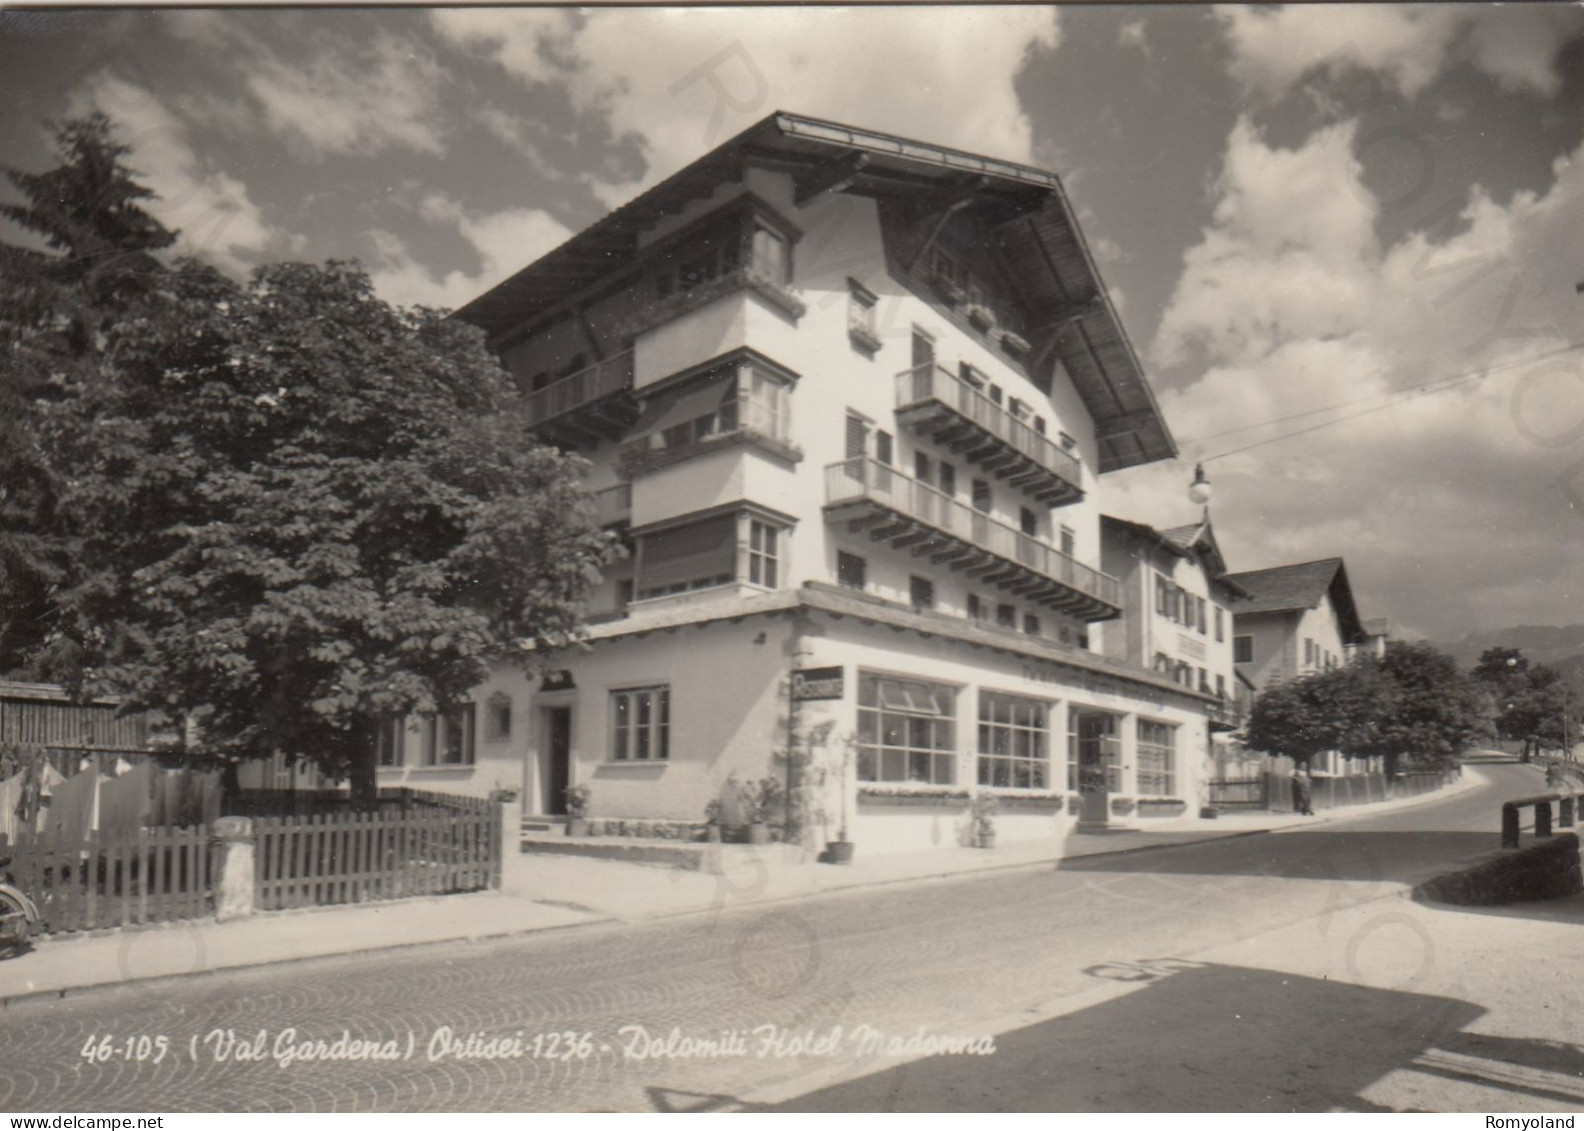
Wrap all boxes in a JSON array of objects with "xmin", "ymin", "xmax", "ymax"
[
  {"xmin": 212, "ymin": 816, "xmax": 257, "ymax": 923},
  {"xmin": 1536, "ymin": 802, "xmax": 1553, "ymax": 839},
  {"xmin": 1501, "ymin": 805, "xmax": 1520, "ymax": 849}
]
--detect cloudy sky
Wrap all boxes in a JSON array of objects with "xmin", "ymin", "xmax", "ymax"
[{"xmin": 3, "ymin": 5, "xmax": 1583, "ymax": 644}]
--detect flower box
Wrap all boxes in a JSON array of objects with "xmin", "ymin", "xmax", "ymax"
[
  {"xmin": 1137, "ymin": 798, "xmax": 1188, "ymax": 818},
  {"xmin": 999, "ymin": 329, "xmax": 1031, "ymax": 356},
  {"xmin": 1109, "ymin": 797, "xmax": 1136, "ymax": 816},
  {"xmin": 965, "ymin": 303, "xmax": 996, "ymax": 331}
]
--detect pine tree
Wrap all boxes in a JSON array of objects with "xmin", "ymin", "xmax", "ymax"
[{"xmin": 0, "ymin": 112, "xmax": 177, "ymax": 676}]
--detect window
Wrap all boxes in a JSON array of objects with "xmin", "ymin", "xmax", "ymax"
[
  {"xmin": 634, "ymin": 360, "xmax": 792, "ymax": 461},
  {"xmin": 1196, "ymin": 596, "xmax": 1207, "ymax": 634},
  {"xmin": 837, "ymin": 551, "xmax": 867, "ymax": 590},
  {"xmin": 611, "ymin": 685, "xmax": 670, "ymax": 762},
  {"xmin": 1216, "ymin": 674, "xmax": 1227, "ymax": 699},
  {"xmin": 1034, "ymin": 415, "xmax": 1047, "ymax": 435},
  {"xmin": 1215, "ymin": 606, "xmax": 1224, "ymax": 642},
  {"xmin": 972, "ymin": 479, "xmax": 992, "ymax": 513},
  {"xmin": 1059, "ymin": 526, "xmax": 1075, "ymax": 558},
  {"xmin": 909, "ymin": 575, "xmax": 934, "ymax": 611},
  {"xmin": 915, "ymin": 452, "xmax": 932, "ymax": 482},
  {"xmin": 1156, "ymin": 574, "xmax": 1171, "ymax": 617},
  {"xmin": 1009, "ymin": 397, "xmax": 1032, "ymax": 422},
  {"xmin": 988, "ymin": 383, "xmax": 1004, "ymax": 406},
  {"xmin": 967, "ymin": 593, "xmax": 983, "ymax": 621},
  {"xmin": 939, "ymin": 462, "xmax": 956, "ymax": 498},
  {"xmin": 616, "ymin": 578, "xmax": 635, "ymax": 612},
  {"xmin": 751, "ymin": 220, "xmax": 790, "ymax": 284},
  {"xmin": 484, "ymin": 693, "xmax": 513, "ymax": 742},
  {"xmin": 848, "ymin": 280, "xmax": 878, "ymax": 343},
  {"xmin": 421, "ymin": 705, "xmax": 475, "ymax": 766},
  {"xmin": 637, "ymin": 514, "xmax": 736, "ymax": 598},
  {"xmin": 978, "ymin": 693, "xmax": 1050, "ymax": 789},
  {"xmin": 1019, "ymin": 506, "xmax": 1038, "ymax": 537},
  {"xmin": 1023, "ymin": 613, "xmax": 1040, "ymax": 636},
  {"xmin": 1136, "ymin": 720, "xmax": 1177, "ymax": 796},
  {"xmin": 996, "ymin": 603, "xmax": 1016, "ymax": 628},
  {"xmin": 376, "ymin": 717, "xmax": 405, "ymax": 768},
  {"xmin": 1153, "ymin": 652, "xmax": 1172, "ymax": 674},
  {"xmin": 1234, "ymin": 635, "xmax": 1253, "ymax": 664},
  {"xmin": 875, "ymin": 430, "xmax": 893, "ymax": 466},
  {"xmin": 1059, "ymin": 431, "xmax": 1077, "ymax": 452},
  {"xmin": 1199, "ymin": 668, "xmax": 1211, "ymax": 694},
  {"xmin": 845, "ymin": 413, "xmax": 869, "ymax": 460},
  {"xmin": 1305, "ymin": 638, "xmax": 1316, "ymax": 666},
  {"xmin": 959, "ymin": 362, "xmax": 985, "ymax": 389},
  {"xmin": 912, "ymin": 328, "xmax": 936, "ymax": 370},
  {"xmin": 857, "ymin": 673, "xmax": 956, "ymax": 785},
  {"xmin": 748, "ymin": 520, "xmax": 779, "ymax": 587}
]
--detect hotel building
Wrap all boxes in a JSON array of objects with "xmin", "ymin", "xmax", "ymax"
[{"xmin": 375, "ymin": 113, "xmax": 1231, "ymax": 852}]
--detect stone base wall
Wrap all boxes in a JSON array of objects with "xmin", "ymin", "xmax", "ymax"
[{"xmin": 1414, "ymin": 833, "xmax": 1583, "ymax": 906}]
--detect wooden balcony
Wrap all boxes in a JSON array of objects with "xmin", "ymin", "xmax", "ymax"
[
  {"xmin": 1207, "ymin": 693, "xmax": 1248, "ymax": 732},
  {"xmin": 520, "ymin": 351, "xmax": 637, "ymax": 447},
  {"xmin": 895, "ymin": 364, "xmax": 1082, "ymax": 505},
  {"xmin": 824, "ymin": 457, "xmax": 1121, "ymax": 621}
]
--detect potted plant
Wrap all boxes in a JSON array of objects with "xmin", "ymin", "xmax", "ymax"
[
  {"xmin": 703, "ymin": 797, "xmax": 723, "ymax": 843},
  {"xmin": 999, "ymin": 328, "xmax": 1031, "ymax": 356},
  {"xmin": 970, "ymin": 792, "xmax": 998, "ymax": 849},
  {"xmin": 741, "ymin": 776, "xmax": 782, "ymax": 845},
  {"xmin": 565, "ymin": 783, "xmax": 592, "ymax": 837}
]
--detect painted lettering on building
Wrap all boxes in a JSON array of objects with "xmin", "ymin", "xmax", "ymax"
[{"xmin": 792, "ymin": 666, "xmax": 845, "ymax": 701}]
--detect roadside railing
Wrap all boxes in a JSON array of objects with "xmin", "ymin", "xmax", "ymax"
[{"xmin": 1501, "ymin": 792, "xmax": 1578, "ymax": 849}]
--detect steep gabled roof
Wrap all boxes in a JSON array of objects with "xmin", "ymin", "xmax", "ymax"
[
  {"xmin": 455, "ymin": 111, "xmax": 1175, "ymax": 473},
  {"xmin": 1101, "ymin": 514, "xmax": 1250, "ymax": 597},
  {"xmin": 1224, "ymin": 558, "xmax": 1367, "ymax": 643}
]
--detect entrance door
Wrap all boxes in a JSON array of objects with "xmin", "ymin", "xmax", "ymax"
[
  {"xmin": 1076, "ymin": 712, "xmax": 1117, "ymax": 824},
  {"xmin": 544, "ymin": 707, "xmax": 572, "ymax": 816}
]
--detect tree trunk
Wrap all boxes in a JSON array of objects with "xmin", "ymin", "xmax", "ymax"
[{"xmin": 347, "ymin": 715, "xmax": 380, "ymax": 812}]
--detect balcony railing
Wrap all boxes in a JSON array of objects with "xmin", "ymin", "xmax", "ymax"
[
  {"xmin": 520, "ymin": 351, "xmax": 636, "ymax": 440},
  {"xmin": 592, "ymin": 482, "xmax": 633, "ymax": 526},
  {"xmin": 895, "ymin": 364, "xmax": 1083, "ymax": 505},
  {"xmin": 824, "ymin": 456, "xmax": 1121, "ymax": 619}
]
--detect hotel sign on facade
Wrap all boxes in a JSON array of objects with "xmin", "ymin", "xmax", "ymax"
[{"xmin": 791, "ymin": 666, "xmax": 845, "ymax": 702}]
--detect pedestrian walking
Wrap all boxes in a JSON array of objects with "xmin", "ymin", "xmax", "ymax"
[{"xmin": 1291, "ymin": 766, "xmax": 1315, "ymax": 816}]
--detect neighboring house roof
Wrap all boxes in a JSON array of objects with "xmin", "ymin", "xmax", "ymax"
[
  {"xmin": 1224, "ymin": 558, "xmax": 1368, "ymax": 644},
  {"xmin": 1100, "ymin": 514, "xmax": 1251, "ymax": 598},
  {"xmin": 456, "ymin": 111, "xmax": 1176, "ymax": 474}
]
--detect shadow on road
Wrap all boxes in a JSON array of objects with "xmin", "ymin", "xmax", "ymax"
[
  {"xmin": 763, "ymin": 962, "xmax": 1582, "ymax": 1112},
  {"xmin": 1057, "ymin": 830, "xmax": 1494, "ymax": 885}
]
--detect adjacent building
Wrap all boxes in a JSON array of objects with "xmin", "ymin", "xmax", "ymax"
[
  {"xmin": 369, "ymin": 111, "xmax": 1245, "ymax": 851},
  {"xmin": 1225, "ymin": 557, "xmax": 1372, "ymax": 776}
]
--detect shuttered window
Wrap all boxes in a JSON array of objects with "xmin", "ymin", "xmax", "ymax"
[
  {"xmin": 637, "ymin": 515, "xmax": 737, "ymax": 597},
  {"xmin": 845, "ymin": 413, "xmax": 869, "ymax": 460}
]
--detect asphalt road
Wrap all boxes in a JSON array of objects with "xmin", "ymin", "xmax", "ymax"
[{"xmin": 0, "ymin": 762, "xmax": 1561, "ymax": 1113}]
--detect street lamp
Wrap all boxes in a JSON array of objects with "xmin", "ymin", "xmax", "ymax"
[{"xmin": 1188, "ymin": 463, "xmax": 1212, "ymax": 517}]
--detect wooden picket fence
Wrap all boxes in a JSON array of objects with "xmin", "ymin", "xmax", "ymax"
[
  {"xmin": 0, "ymin": 826, "xmax": 212, "ymax": 934},
  {"xmin": 253, "ymin": 804, "xmax": 501, "ymax": 911}
]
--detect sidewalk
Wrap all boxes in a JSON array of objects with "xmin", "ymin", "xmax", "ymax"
[{"xmin": 0, "ymin": 769, "xmax": 1484, "ymax": 1008}]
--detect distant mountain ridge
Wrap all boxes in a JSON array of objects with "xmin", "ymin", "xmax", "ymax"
[{"xmin": 1437, "ymin": 624, "xmax": 1584, "ymax": 696}]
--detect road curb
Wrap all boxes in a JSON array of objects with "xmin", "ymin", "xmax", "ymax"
[{"xmin": 0, "ymin": 776, "xmax": 1484, "ymax": 1009}]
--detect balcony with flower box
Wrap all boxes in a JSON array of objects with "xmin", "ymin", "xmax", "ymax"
[
  {"xmin": 894, "ymin": 364, "xmax": 1083, "ymax": 506},
  {"xmin": 824, "ymin": 456, "xmax": 1121, "ymax": 621}
]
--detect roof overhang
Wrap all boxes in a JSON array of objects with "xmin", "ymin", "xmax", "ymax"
[{"xmin": 453, "ymin": 111, "xmax": 1175, "ymax": 473}]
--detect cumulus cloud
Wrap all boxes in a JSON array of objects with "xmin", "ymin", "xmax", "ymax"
[
  {"xmin": 72, "ymin": 74, "xmax": 284, "ymax": 276},
  {"xmin": 166, "ymin": 12, "xmax": 448, "ymax": 160},
  {"xmin": 1219, "ymin": 5, "xmax": 1583, "ymax": 100},
  {"xmin": 1122, "ymin": 116, "xmax": 1584, "ymax": 636},
  {"xmin": 433, "ymin": 7, "xmax": 1060, "ymax": 206},
  {"xmin": 366, "ymin": 193, "xmax": 572, "ymax": 310}
]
